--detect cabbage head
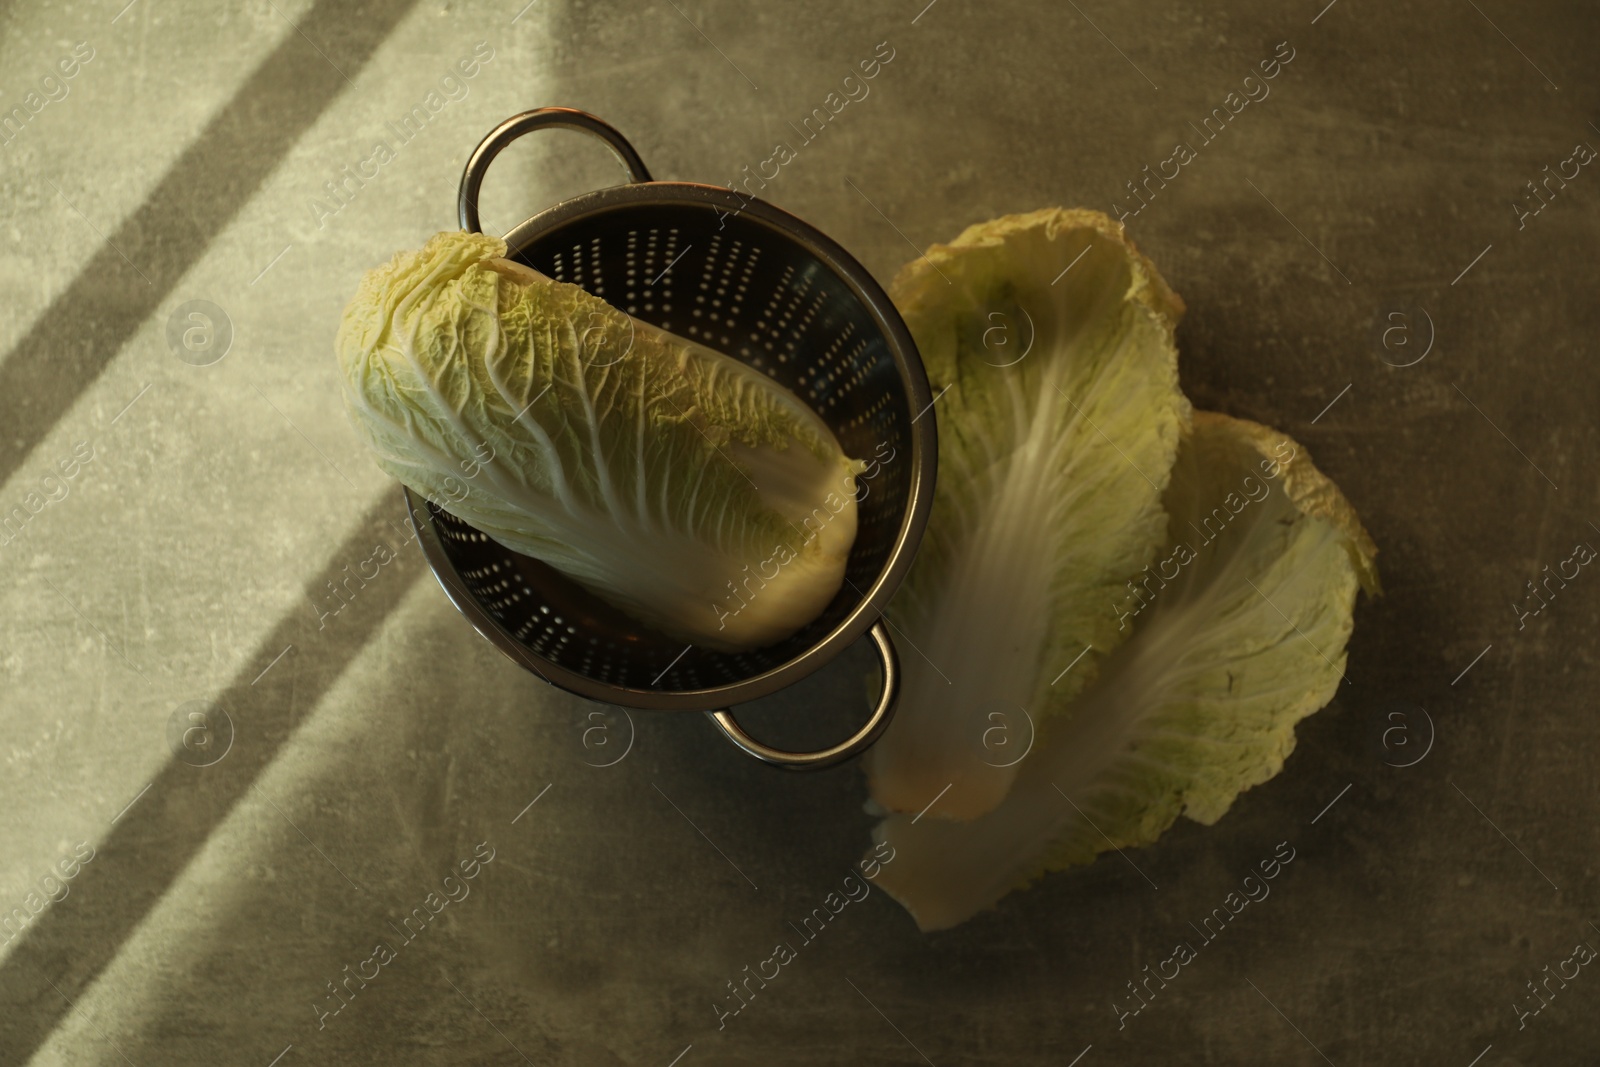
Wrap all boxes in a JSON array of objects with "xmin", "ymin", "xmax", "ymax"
[{"xmin": 336, "ymin": 230, "xmax": 866, "ymax": 653}]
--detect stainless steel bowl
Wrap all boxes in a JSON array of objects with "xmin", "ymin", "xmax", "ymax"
[{"xmin": 405, "ymin": 107, "xmax": 936, "ymax": 769}]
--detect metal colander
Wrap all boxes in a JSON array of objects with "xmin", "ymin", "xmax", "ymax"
[{"xmin": 405, "ymin": 107, "xmax": 936, "ymax": 768}]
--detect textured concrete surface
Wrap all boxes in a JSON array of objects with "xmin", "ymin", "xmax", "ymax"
[{"xmin": 1, "ymin": 0, "xmax": 1598, "ymax": 1063}]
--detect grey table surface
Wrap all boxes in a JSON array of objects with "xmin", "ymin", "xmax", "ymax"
[{"xmin": 1, "ymin": 0, "xmax": 1597, "ymax": 1064}]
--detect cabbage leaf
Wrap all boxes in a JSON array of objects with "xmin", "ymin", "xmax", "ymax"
[
  {"xmin": 864, "ymin": 209, "xmax": 1191, "ymax": 819},
  {"xmin": 869, "ymin": 412, "xmax": 1380, "ymax": 931}
]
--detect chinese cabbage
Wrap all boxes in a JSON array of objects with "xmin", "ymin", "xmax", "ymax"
[{"xmin": 335, "ymin": 230, "xmax": 866, "ymax": 652}]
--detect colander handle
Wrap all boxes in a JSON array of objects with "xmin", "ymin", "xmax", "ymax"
[
  {"xmin": 458, "ymin": 107, "xmax": 654, "ymax": 233},
  {"xmin": 705, "ymin": 620, "xmax": 900, "ymax": 770}
]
